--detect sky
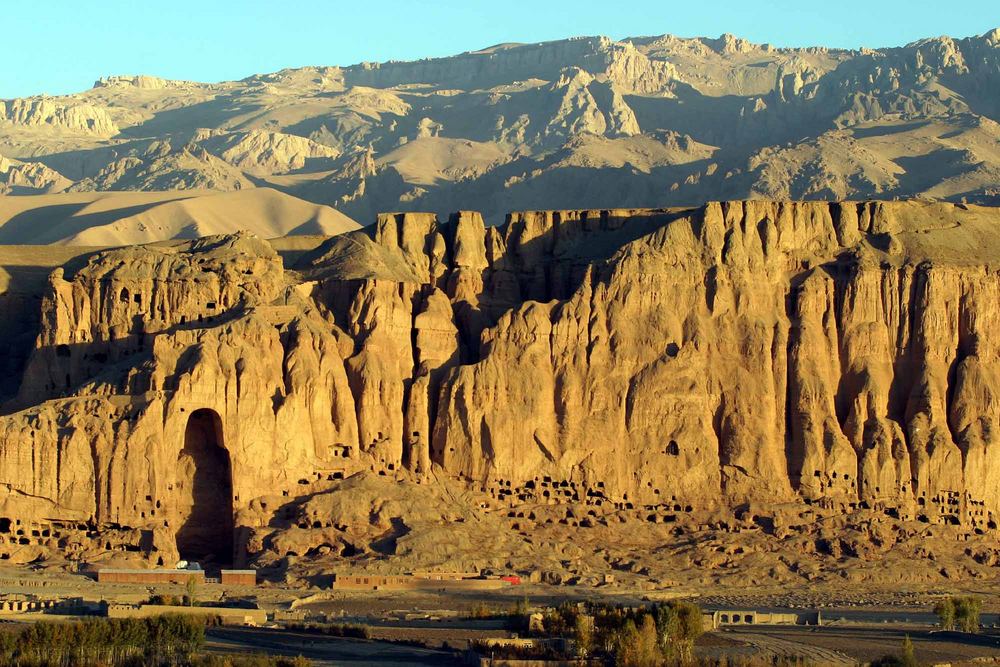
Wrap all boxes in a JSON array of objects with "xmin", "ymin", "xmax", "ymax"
[{"xmin": 3, "ymin": 0, "xmax": 999, "ymax": 98}]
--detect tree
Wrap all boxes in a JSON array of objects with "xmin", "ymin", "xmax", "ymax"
[
  {"xmin": 612, "ymin": 619, "xmax": 639, "ymax": 667},
  {"xmin": 185, "ymin": 575, "xmax": 199, "ymax": 607},
  {"xmin": 574, "ymin": 613, "xmax": 593, "ymax": 657},
  {"xmin": 955, "ymin": 596, "xmax": 982, "ymax": 633},
  {"xmin": 933, "ymin": 598, "xmax": 955, "ymax": 630},
  {"xmin": 612, "ymin": 614, "xmax": 662, "ymax": 667},
  {"xmin": 934, "ymin": 595, "xmax": 981, "ymax": 633},
  {"xmin": 656, "ymin": 600, "xmax": 704, "ymax": 663},
  {"xmin": 0, "ymin": 614, "xmax": 208, "ymax": 666},
  {"xmin": 637, "ymin": 614, "xmax": 663, "ymax": 666},
  {"xmin": 901, "ymin": 634, "xmax": 918, "ymax": 667}
]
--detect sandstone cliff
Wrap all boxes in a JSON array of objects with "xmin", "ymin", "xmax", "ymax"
[
  {"xmin": 0, "ymin": 98, "xmax": 119, "ymax": 136},
  {"xmin": 2, "ymin": 200, "xmax": 1000, "ymax": 574},
  {"xmin": 0, "ymin": 154, "xmax": 72, "ymax": 195}
]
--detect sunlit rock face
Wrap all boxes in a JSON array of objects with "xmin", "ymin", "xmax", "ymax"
[{"xmin": 2, "ymin": 200, "xmax": 1000, "ymax": 567}]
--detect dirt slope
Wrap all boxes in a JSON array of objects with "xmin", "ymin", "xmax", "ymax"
[{"xmin": 0, "ymin": 188, "xmax": 360, "ymax": 245}]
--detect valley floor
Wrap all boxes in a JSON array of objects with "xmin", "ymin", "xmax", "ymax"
[{"xmin": 6, "ymin": 565, "xmax": 1000, "ymax": 664}]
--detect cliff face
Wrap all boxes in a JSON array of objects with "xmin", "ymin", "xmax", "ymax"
[
  {"xmin": 423, "ymin": 202, "xmax": 1000, "ymax": 522},
  {"xmin": 0, "ymin": 98, "xmax": 119, "ymax": 136},
  {"xmin": 2, "ymin": 200, "xmax": 1000, "ymax": 567}
]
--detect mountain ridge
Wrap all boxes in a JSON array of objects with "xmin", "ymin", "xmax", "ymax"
[{"xmin": 1, "ymin": 27, "xmax": 998, "ymax": 229}]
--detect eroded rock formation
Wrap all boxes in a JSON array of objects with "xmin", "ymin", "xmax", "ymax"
[
  {"xmin": 0, "ymin": 98, "xmax": 119, "ymax": 136},
  {"xmin": 2, "ymin": 200, "xmax": 1000, "ymax": 570}
]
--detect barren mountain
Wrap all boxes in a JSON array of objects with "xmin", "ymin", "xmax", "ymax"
[{"xmin": 1, "ymin": 29, "xmax": 999, "ymax": 224}]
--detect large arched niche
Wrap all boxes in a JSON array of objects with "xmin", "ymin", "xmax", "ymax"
[{"xmin": 174, "ymin": 408, "xmax": 234, "ymax": 564}]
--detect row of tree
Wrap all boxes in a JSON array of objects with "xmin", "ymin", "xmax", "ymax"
[
  {"xmin": 521, "ymin": 599, "xmax": 704, "ymax": 665},
  {"xmin": 0, "ymin": 615, "xmax": 316, "ymax": 667},
  {"xmin": 0, "ymin": 614, "xmax": 208, "ymax": 666},
  {"xmin": 511, "ymin": 593, "xmax": 986, "ymax": 665}
]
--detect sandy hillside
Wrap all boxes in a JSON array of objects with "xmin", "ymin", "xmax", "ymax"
[{"xmin": 0, "ymin": 188, "xmax": 360, "ymax": 245}]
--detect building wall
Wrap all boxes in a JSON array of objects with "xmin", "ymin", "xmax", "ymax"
[
  {"xmin": 712, "ymin": 610, "xmax": 821, "ymax": 626},
  {"xmin": 220, "ymin": 570, "xmax": 256, "ymax": 586}
]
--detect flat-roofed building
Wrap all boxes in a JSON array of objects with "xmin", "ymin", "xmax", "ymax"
[
  {"xmin": 707, "ymin": 609, "xmax": 821, "ymax": 628},
  {"xmin": 220, "ymin": 570, "xmax": 256, "ymax": 586}
]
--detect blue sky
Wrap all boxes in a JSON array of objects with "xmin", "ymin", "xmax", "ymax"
[{"xmin": 4, "ymin": 0, "xmax": 999, "ymax": 98}]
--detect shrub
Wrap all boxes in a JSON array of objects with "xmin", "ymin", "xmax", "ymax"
[
  {"xmin": 283, "ymin": 622, "xmax": 369, "ymax": 639},
  {"xmin": 469, "ymin": 640, "xmax": 569, "ymax": 661},
  {"xmin": 470, "ymin": 602, "xmax": 505, "ymax": 618},
  {"xmin": 148, "ymin": 594, "xmax": 183, "ymax": 606}
]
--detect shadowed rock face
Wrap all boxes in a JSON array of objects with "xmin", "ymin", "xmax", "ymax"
[
  {"xmin": 176, "ymin": 408, "xmax": 233, "ymax": 563},
  {"xmin": 2, "ymin": 199, "xmax": 1000, "ymax": 567}
]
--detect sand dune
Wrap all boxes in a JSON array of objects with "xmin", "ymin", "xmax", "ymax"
[{"xmin": 0, "ymin": 188, "xmax": 360, "ymax": 245}]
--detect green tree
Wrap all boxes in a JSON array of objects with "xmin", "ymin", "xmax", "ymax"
[
  {"xmin": 613, "ymin": 614, "xmax": 663, "ymax": 667},
  {"xmin": 935, "ymin": 595, "xmax": 981, "ymax": 633},
  {"xmin": 656, "ymin": 600, "xmax": 704, "ymax": 663},
  {"xmin": 186, "ymin": 574, "xmax": 200, "ymax": 607},
  {"xmin": 635, "ymin": 614, "xmax": 663, "ymax": 667},
  {"xmin": 0, "ymin": 614, "xmax": 208, "ymax": 666},
  {"xmin": 955, "ymin": 596, "xmax": 982, "ymax": 633},
  {"xmin": 901, "ymin": 634, "xmax": 918, "ymax": 667},
  {"xmin": 613, "ymin": 618, "xmax": 640, "ymax": 667},
  {"xmin": 933, "ymin": 598, "xmax": 956, "ymax": 630},
  {"xmin": 574, "ymin": 613, "xmax": 594, "ymax": 657}
]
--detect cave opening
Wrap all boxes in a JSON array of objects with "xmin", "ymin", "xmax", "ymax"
[{"xmin": 175, "ymin": 408, "xmax": 233, "ymax": 565}]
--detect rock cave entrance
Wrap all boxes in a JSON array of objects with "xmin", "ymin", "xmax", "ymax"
[{"xmin": 175, "ymin": 408, "xmax": 234, "ymax": 565}]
